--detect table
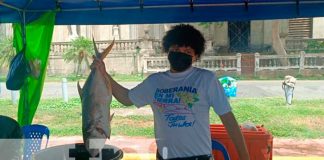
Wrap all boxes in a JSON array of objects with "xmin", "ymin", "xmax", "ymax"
[{"xmin": 34, "ymin": 143, "xmax": 123, "ymax": 160}]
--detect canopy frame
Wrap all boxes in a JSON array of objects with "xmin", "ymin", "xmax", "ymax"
[
  {"xmin": 2, "ymin": 1, "xmax": 321, "ymax": 12},
  {"xmin": 1, "ymin": 0, "xmax": 324, "ymax": 25}
]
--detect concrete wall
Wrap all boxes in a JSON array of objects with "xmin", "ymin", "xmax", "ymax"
[
  {"xmin": 263, "ymin": 20, "xmax": 273, "ymax": 46},
  {"xmin": 47, "ymin": 52, "xmax": 138, "ymax": 76},
  {"xmin": 250, "ymin": 20, "xmax": 288, "ymax": 51},
  {"xmin": 105, "ymin": 52, "xmax": 138, "ymax": 74},
  {"xmin": 52, "ymin": 25, "xmax": 133, "ymax": 42},
  {"xmin": 212, "ymin": 22, "xmax": 228, "ymax": 47},
  {"xmin": 251, "ymin": 21, "xmax": 264, "ymax": 49},
  {"xmin": 313, "ymin": 17, "xmax": 324, "ymax": 38},
  {"xmin": 52, "ymin": 26, "xmax": 71, "ymax": 42}
]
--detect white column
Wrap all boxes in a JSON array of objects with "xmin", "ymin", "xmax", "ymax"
[
  {"xmin": 236, "ymin": 53, "xmax": 242, "ymax": 75},
  {"xmin": 255, "ymin": 52, "xmax": 260, "ymax": 73},
  {"xmin": 299, "ymin": 51, "xmax": 305, "ymax": 71}
]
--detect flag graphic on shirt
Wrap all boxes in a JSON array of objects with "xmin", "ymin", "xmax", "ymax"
[{"xmin": 153, "ymin": 86, "xmax": 199, "ymax": 128}]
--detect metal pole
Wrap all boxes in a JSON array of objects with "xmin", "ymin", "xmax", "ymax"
[
  {"xmin": 0, "ymin": 2, "xmax": 22, "ymax": 12},
  {"xmin": 62, "ymin": 78, "xmax": 68, "ymax": 102}
]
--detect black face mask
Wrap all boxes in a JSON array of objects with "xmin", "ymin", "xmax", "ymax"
[{"xmin": 168, "ymin": 51, "xmax": 192, "ymax": 72}]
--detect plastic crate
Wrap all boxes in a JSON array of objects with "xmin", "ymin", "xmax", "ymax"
[
  {"xmin": 224, "ymin": 87, "xmax": 237, "ymax": 97},
  {"xmin": 210, "ymin": 124, "xmax": 273, "ymax": 160},
  {"xmin": 218, "ymin": 76, "xmax": 237, "ymax": 97}
]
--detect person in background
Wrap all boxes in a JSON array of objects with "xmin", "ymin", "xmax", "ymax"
[{"xmin": 92, "ymin": 24, "xmax": 250, "ymax": 160}]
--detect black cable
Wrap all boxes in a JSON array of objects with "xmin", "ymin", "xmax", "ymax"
[
  {"xmin": 189, "ymin": 0, "xmax": 194, "ymax": 12},
  {"xmin": 296, "ymin": 0, "xmax": 300, "ymax": 15},
  {"xmin": 55, "ymin": 0, "xmax": 61, "ymax": 12},
  {"xmin": 139, "ymin": 0, "xmax": 144, "ymax": 11},
  {"xmin": 244, "ymin": 0, "xmax": 249, "ymax": 11},
  {"xmin": 96, "ymin": 0, "xmax": 103, "ymax": 11}
]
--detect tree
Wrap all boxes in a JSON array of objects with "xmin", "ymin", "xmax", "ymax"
[
  {"xmin": 62, "ymin": 36, "xmax": 94, "ymax": 77},
  {"xmin": 0, "ymin": 37, "xmax": 16, "ymax": 68}
]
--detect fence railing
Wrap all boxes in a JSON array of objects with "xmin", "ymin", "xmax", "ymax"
[
  {"xmin": 255, "ymin": 52, "xmax": 324, "ymax": 71},
  {"xmin": 143, "ymin": 54, "xmax": 241, "ymax": 73},
  {"xmin": 194, "ymin": 55, "xmax": 240, "ymax": 71},
  {"xmin": 51, "ymin": 40, "xmax": 141, "ymax": 56},
  {"xmin": 49, "ymin": 39, "xmax": 324, "ymax": 75},
  {"xmin": 143, "ymin": 52, "xmax": 324, "ymax": 74},
  {"xmin": 255, "ymin": 53, "xmax": 301, "ymax": 70},
  {"xmin": 304, "ymin": 53, "xmax": 324, "ymax": 69}
]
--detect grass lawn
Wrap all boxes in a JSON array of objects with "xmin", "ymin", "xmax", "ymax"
[{"xmin": 0, "ymin": 97, "xmax": 323, "ymax": 138}]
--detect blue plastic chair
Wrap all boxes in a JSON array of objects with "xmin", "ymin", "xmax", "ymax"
[
  {"xmin": 22, "ymin": 124, "xmax": 50, "ymax": 160},
  {"xmin": 212, "ymin": 139, "xmax": 230, "ymax": 160}
]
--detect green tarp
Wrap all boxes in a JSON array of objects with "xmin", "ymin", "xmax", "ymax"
[{"xmin": 13, "ymin": 12, "xmax": 55, "ymax": 125}]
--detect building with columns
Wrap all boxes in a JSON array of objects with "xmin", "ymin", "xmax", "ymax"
[
  {"xmin": 2, "ymin": 18, "xmax": 324, "ymax": 54},
  {"xmin": 51, "ymin": 24, "xmax": 166, "ymax": 42}
]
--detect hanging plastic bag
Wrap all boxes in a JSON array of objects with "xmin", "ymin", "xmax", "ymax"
[{"xmin": 6, "ymin": 50, "xmax": 31, "ymax": 90}]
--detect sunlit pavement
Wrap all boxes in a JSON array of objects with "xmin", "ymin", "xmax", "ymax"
[
  {"xmin": 1, "ymin": 80, "xmax": 324, "ymax": 99},
  {"xmin": 122, "ymin": 154, "xmax": 324, "ymax": 160},
  {"xmin": 273, "ymin": 157, "xmax": 324, "ymax": 160},
  {"xmin": 43, "ymin": 136, "xmax": 324, "ymax": 160}
]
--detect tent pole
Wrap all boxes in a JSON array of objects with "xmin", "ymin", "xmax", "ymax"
[
  {"xmin": 0, "ymin": 2, "xmax": 22, "ymax": 12},
  {"xmin": 21, "ymin": 10, "xmax": 29, "ymax": 124},
  {"xmin": 22, "ymin": 11, "xmax": 27, "ymax": 48},
  {"xmin": 17, "ymin": 10, "xmax": 27, "ymax": 49}
]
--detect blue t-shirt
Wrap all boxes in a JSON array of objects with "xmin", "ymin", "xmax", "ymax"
[{"xmin": 128, "ymin": 67, "xmax": 231, "ymax": 159}]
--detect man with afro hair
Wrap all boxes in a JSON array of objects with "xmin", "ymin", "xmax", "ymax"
[{"xmin": 92, "ymin": 24, "xmax": 250, "ymax": 160}]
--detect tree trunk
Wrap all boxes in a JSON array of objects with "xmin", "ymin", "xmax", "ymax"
[
  {"xmin": 76, "ymin": 60, "xmax": 81, "ymax": 76},
  {"xmin": 272, "ymin": 20, "xmax": 288, "ymax": 66},
  {"xmin": 76, "ymin": 51, "xmax": 84, "ymax": 76},
  {"xmin": 84, "ymin": 56, "xmax": 91, "ymax": 75}
]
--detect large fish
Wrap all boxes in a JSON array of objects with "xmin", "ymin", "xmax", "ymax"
[{"xmin": 77, "ymin": 39, "xmax": 114, "ymax": 157}]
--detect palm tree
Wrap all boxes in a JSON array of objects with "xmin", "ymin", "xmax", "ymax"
[
  {"xmin": 62, "ymin": 36, "xmax": 94, "ymax": 77},
  {"xmin": 0, "ymin": 37, "xmax": 16, "ymax": 68}
]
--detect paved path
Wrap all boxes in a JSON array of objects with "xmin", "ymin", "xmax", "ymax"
[
  {"xmin": 46, "ymin": 136, "xmax": 324, "ymax": 156},
  {"xmin": 1, "ymin": 80, "xmax": 324, "ymax": 100}
]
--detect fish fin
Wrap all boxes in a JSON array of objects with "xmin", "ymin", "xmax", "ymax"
[
  {"xmin": 92, "ymin": 37, "xmax": 100, "ymax": 58},
  {"xmin": 100, "ymin": 39, "xmax": 115, "ymax": 60},
  {"xmin": 77, "ymin": 81, "xmax": 82, "ymax": 100},
  {"xmin": 109, "ymin": 113, "xmax": 115, "ymax": 122}
]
